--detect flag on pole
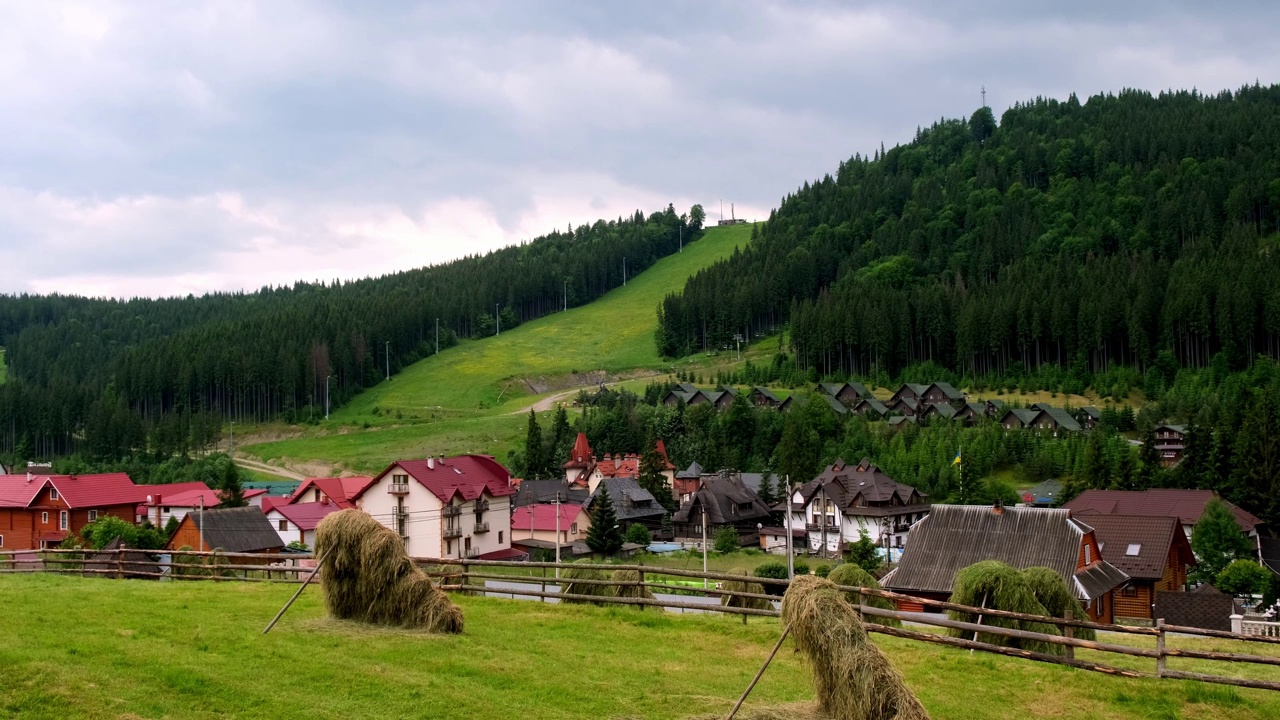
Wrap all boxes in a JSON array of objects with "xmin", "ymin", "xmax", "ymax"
[{"xmin": 952, "ymin": 449, "xmax": 962, "ymax": 466}]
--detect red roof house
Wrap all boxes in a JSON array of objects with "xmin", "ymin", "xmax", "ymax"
[
  {"xmin": 0, "ymin": 472, "xmax": 143, "ymax": 550},
  {"xmin": 560, "ymin": 433, "xmax": 676, "ymax": 489},
  {"xmin": 1063, "ymin": 489, "xmax": 1262, "ymax": 539},
  {"xmin": 289, "ymin": 477, "xmax": 376, "ymax": 508}
]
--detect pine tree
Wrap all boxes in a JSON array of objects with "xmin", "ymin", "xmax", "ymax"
[
  {"xmin": 1228, "ymin": 388, "xmax": 1280, "ymax": 527},
  {"xmin": 219, "ymin": 459, "xmax": 247, "ymax": 508},
  {"xmin": 1136, "ymin": 429, "xmax": 1161, "ymax": 489},
  {"xmin": 586, "ymin": 484, "xmax": 624, "ymax": 556},
  {"xmin": 637, "ymin": 448, "xmax": 677, "ymax": 513},
  {"xmin": 546, "ymin": 405, "xmax": 572, "ymax": 469},
  {"xmin": 524, "ymin": 410, "xmax": 545, "ymax": 480},
  {"xmin": 1190, "ymin": 499, "xmax": 1254, "ymax": 585},
  {"xmin": 757, "ymin": 472, "xmax": 776, "ymax": 506}
]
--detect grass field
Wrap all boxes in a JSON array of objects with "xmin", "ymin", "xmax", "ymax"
[
  {"xmin": 1, "ymin": 575, "xmax": 1277, "ymax": 720},
  {"xmin": 243, "ymin": 224, "xmax": 755, "ymax": 472}
]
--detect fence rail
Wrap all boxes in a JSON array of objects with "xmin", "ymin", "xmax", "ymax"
[{"xmin": 3, "ymin": 548, "xmax": 1278, "ymax": 691}]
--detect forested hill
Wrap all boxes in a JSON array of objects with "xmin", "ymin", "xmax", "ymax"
[
  {"xmin": 657, "ymin": 85, "xmax": 1280, "ymax": 384},
  {"xmin": 0, "ymin": 205, "xmax": 704, "ymax": 458}
]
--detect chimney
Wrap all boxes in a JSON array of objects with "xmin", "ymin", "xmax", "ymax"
[
  {"xmin": 993, "ymin": 499, "xmax": 1004, "ymax": 515},
  {"xmin": 153, "ymin": 494, "xmax": 163, "ymax": 527},
  {"xmin": 427, "ymin": 457, "xmax": 434, "ymax": 470},
  {"xmin": 321, "ymin": 496, "xmax": 330, "ymax": 506}
]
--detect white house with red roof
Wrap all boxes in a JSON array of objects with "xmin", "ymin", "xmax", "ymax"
[
  {"xmin": 265, "ymin": 500, "xmax": 341, "ymax": 548},
  {"xmin": 562, "ymin": 433, "xmax": 676, "ymax": 492},
  {"xmin": 511, "ymin": 503, "xmax": 591, "ymax": 546},
  {"xmin": 352, "ymin": 455, "xmax": 518, "ymax": 560},
  {"xmin": 135, "ymin": 483, "xmax": 269, "ymax": 528},
  {"xmin": 289, "ymin": 476, "xmax": 375, "ymax": 508},
  {"xmin": 0, "ymin": 471, "xmax": 144, "ymax": 550}
]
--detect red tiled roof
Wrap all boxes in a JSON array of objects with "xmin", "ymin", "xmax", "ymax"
[
  {"xmin": 0, "ymin": 476, "xmax": 47, "ymax": 507},
  {"xmin": 260, "ymin": 496, "xmax": 290, "ymax": 514},
  {"xmin": 365, "ymin": 455, "xmax": 513, "ymax": 504},
  {"xmin": 564, "ymin": 433, "xmax": 594, "ymax": 468},
  {"xmin": 268, "ymin": 501, "xmax": 340, "ymax": 531},
  {"xmin": 289, "ymin": 477, "xmax": 375, "ymax": 508},
  {"xmin": 38, "ymin": 531, "xmax": 68, "ymax": 542},
  {"xmin": 512, "ymin": 504, "xmax": 583, "ymax": 532},
  {"xmin": 477, "ymin": 547, "xmax": 528, "ymax": 561},
  {"xmin": 242, "ymin": 488, "xmax": 268, "ymax": 499},
  {"xmin": 1065, "ymin": 489, "xmax": 1261, "ymax": 532},
  {"xmin": 155, "ymin": 487, "xmax": 221, "ymax": 509},
  {"xmin": 14, "ymin": 473, "xmax": 142, "ymax": 509}
]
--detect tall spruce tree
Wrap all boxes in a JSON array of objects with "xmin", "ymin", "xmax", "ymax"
[
  {"xmin": 586, "ymin": 484, "xmax": 624, "ymax": 556},
  {"xmin": 546, "ymin": 405, "xmax": 572, "ymax": 470},
  {"xmin": 524, "ymin": 410, "xmax": 545, "ymax": 480},
  {"xmin": 1136, "ymin": 429, "xmax": 1161, "ymax": 489},
  {"xmin": 1190, "ymin": 499, "xmax": 1254, "ymax": 585},
  {"xmin": 219, "ymin": 460, "xmax": 247, "ymax": 508},
  {"xmin": 637, "ymin": 447, "xmax": 677, "ymax": 513}
]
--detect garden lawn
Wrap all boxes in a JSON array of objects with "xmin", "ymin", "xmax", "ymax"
[{"xmin": 3, "ymin": 574, "xmax": 1280, "ymax": 719}]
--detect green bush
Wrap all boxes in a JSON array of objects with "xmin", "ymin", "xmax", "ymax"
[
  {"xmin": 624, "ymin": 523, "xmax": 652, "ymax": 546},
  {"xmin": 815, "ymin": 564, "xmax": 831, "ymax": 578},
  {"xmin": 1216, "ymin": 559, "xmax": 1271, "ymax": 597},
  {"xmin": 793, "ymin": 560, "xmax": 810, "ymax": 576},
  {"xmin": 713, "ymin": 526, "xmax": 740, "ymax": 554},
  {"xmin": 754, "ymin": 561, "xmax": 789, "ymax": 580}
]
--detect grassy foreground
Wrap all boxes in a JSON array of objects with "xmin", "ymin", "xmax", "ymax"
[{"xmin": 2, "ymin": 575, "xmax": 1278, "ymax": 719}]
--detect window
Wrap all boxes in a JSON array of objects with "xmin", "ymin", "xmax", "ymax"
[
  {"xmin": 278, "ymin": 519, "xmax": 288, "ymax": 531},
  {"xmin": 447, "ymin": 540, "xmax": 453, "ymax": 555},
  {"xmin": 1125, "ymin": 543, "xmax": 1142, "ymax": 556},
  {"xmin": 87, "ymin": 509, "xmax": 98, "ymax": 522},
  {"xmin": 1122, "ymin": 584, "xmax": 1137, "ymax": 597},
  {"xmin": 41, "ymin": 512, "xmax": 49, "ymax": 524},
  {"xmin": 59, "ymin": 511, "xmax": 69, "ymax": 531},
  {"xmin": 0, "ymin": 534, "xmax": 4, "ymax": 548},
  {"xmin": 498, "ymin": 531, "xmax": 503, "ymax": 544},
  {"xmin": 464, "ymin": 537, "xmax": 471, "ymax": 552},
  {"xmin": 49, "ymin": 488, "xmax": 59, "ymax": 501},
  {"xmin": 1084, "ymin": 544, "xmax": 1092, "ymax": 564},
  {"xmin": 570, "ymin": 523, "xmax": 578, "ymax": 535}
]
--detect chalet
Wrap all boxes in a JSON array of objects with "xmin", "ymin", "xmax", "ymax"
[
  {"xmin": 851, "ymin": 397, "xmax": 889, "ymax": 419},
  {"xmin": 999, "ymin": 408, "xmax": 1039, "ymax": 429},
  {"xmin": 881, "ymin": 505, "xmax": 1128, "ymax": 622},
  {"xmin": 1153, "ymin": 424, "xmax": 1187, "ymax": 467},
  {"xmin": 888, "ymin": 397, "xmax": 919, "ymax": 416},
  {"xmin": 818, "ymin": 382, "xmax": 870, "ymax": 407},
  {"xmin": 777, "ymin": 396, "xmax": 796, "ymax": 413},
  {"xmin": 1081, "ymin": 514, "xmax": 1194, "ymax": 621},
  {"xmin": 785, "ymin": 458, "xmax": 930, "ymax": 557},
  {"xmin": 954, "ymin": 402, "xmax": 988, "ymax": 425},
  {"xmin": 1078, "ymin": 406, "xmax": 1103, "ymax": 430},
  {"xmin": 512, "ymin": 503, "xmax": 591, "ymax": 546},
  {"xmin": 562, "ymin": 433, "xmax": 676, "ymax": 490},
  {"xmin": 584, "ymin": 477, "xmax": 666, "ymax": 531},
  {"xmin": 984, "ymin": 398, "xmax": 1007, "ymax": 417},
  {"xmin": 265, "ymin": 501, "xmax": 340, "ymax": 548},
  {"xmin": 673, "ymin": 472, "xmax": 771, "ymax": 544},
  {"xmin": 352, "ymin": 455, "xmax": 516, "ymax": 560},
  {"xmin": 673, "ymin": 462, "xmax": 703, "ymax": 504},
  {"xmin": 1027, "ymin": 406, "xmax": 1083, "ymax": 434},
  {"xmin": 820, "ymin": 393, "xmax": 849, "ymax": 416},
  {"xmin": 886, "ymin": 416, "xmax": 917, "ymax": 428},
  {"xmin": 921, "ymin": 382, "xmax": 966, "ymax": 409},
  {"xmin": 0, "ymin": 472, "xmax": 143, "ymax": 550},
  {"xmin": 920, "ymin": 403, "xmax": 958, "ymax": 423},
  {"xmin": 889, "ymin": 384, "xmax": 929, "ymax": 406},
  {"xmin": 661, "ymin": 383, "xmax": 714, "ymax": 407},
  {"xmin": 165, "ymin": 506, "xmax": 285, "ymax": 558},
  {"xmin": 748, "ymin": 386, "xmax": 782, "ymax": 408},
  {"xmin": 1063, "ymin": 489, "xmax": 1263, "ymax": 544},
  {"xmin": 709, "ymin": 386, "xmax": 737, "ymax": 410},
  {"xmin": 512, "ymin": 479, "xmax": 589, "ymax": 508},
  {"xmin": 288, "ymin": 476, "xmax": 376, "ymax": 508},
  {"xmin": 134, "ymin": 482, "xmax": 217, "ymax": 527},
  {"xmin": 1020, "ymin": 478, "xmax": 1064, "ymax": 508}
]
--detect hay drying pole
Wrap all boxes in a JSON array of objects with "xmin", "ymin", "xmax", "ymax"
[
  {"xmin": 262, "ymin": 552, "xmax": 326, "ymax": 635},
  {"xmin": 725, "ymin": 625, "xmax": 791, "ymax": 720}
]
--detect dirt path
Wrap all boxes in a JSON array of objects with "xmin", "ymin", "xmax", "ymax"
[
  {"xmin": 233, "ymin": 457, "xmax": 306, "ymax": 482},
  {"xmin": 510, "ymin": 388, "xmax": 583, "ymax": 415}
]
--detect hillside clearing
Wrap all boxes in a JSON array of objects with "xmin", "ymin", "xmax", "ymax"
[{"xmin": 1, "ymin": 575, "xmax": 1278, "ymax": 719}]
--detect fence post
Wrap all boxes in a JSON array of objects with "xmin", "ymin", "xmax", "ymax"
[
  {"xmin": 1230, "ymin": 614, "xmax": 1244, "ymax": 635},
  {"xmin": 461, "ymin": 561, "xmax": 469, "ymax": 591},
  {"xmin": 1156, "ymin": 618, "xmax": 1166, "ymax": 678},
  {"xmin": 541, "ymin": 565, "xmax": 547, "ymax": 604},
  {"xmin": 639, "ymin": 568, "xmax": 646, "ymax": 612},
  {"xmin": 1062, "ymin": 608, "xmax": 1075, "ymax": 660},
  {"xmin": 115, "ymin": 548, "xmax": 124, "ymax": 581},
  {"xmin": 212, "ymin": 552, "xmax": 220, "ymax": 581}
]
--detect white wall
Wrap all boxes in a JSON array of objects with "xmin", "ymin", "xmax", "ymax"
[{"xmin": 357, "ymin": 463, "xmax": 513, "ymax": 559}]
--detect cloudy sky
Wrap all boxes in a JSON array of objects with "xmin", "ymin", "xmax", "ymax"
[{"xmin": 2, "ymin": 1, "xmax": 1278, "ymax": 298}]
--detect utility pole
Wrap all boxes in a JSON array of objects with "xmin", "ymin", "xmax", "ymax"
[
  {"xmin": 554, "ymin": 489, "xmax": 562, "ymax": 579},
  {"xmin": 563, "ymin": 279, "xmax": 568, "ymax": 311},
  {"xmin": 701, "ymin": 500, "xmax": 709, "ymax": 590},
  {"xmin": 495, "ymin": 304, "xmax": 500, "ymax": 336},
  {"xmin": 679, "ymin": 225, "xmax": 683, "ymax": 252},
  {"xmin": 623, "ymin": 257, "xmax": 627, "ymax": 287},
  {"xmin": 324, "ymin": 375, "xmax": 330, "ymax": 420},
  {"xmin": 785, "ymin": 477, "xmax": 794, "ymax": 579},
  {"xmin": 198, "ymin": 494, "xmax": 205, "ymax": 553},
  {"xmin": 385, "ymin": 341, "xmax": 390, "ymax": 381},
  {"xmin": 435, "ymin": 318, "xmax": 439, "ymax": 354},
  {"xmin": 981, "ymin": 85, "xmax": 987, "ymax": 107}
]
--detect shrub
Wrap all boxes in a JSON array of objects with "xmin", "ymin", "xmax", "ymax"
[
  {"xmin": 721, "ymin": 566, "xmax": 773, "ymax": 611},
  {"xmin": 827, "ymin": 563, "xmax": 900, "ymax": 627},
  {"xmin": 1216, "ymin": 559, "xmax": 1271, "ymax": 597},
  {"xmin": 754, "ymin": 561, "xmax": 789, "ymax": 580},
  {"xmin": 815, "ymin": 564, "xmax": 831, "ymax": 578},
  {"xmin": 793, "ymin": 560, "xmax": 811, "ymax": 577},
  {"xmin": 713, "ymin": 526, "xmax": 740, "ymax": 554},
  {"xmin": 624, "ymin": 523, "xmax": 652, "ymax": 546}
]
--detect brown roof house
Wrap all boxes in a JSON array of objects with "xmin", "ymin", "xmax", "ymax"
[
  {"xmin": 1080, "ymin": 514, "xmax": 1195, "ymax": 621},
  {"xmin": 165, "ymin": 506, "xmax": 286, "ymax": 562},
  {"xmin": 882, "ymin": 505, "xmax": 1128, "ymax": 622},
  {"xmin": 672, "ymin": 472, "xmax": 772, "ymax": 546},
  {"xmin": 789, "ymin": 458, "xmax": 930, "ymax": 558},
  {"xmin": 1063, "ymin": 489, "xmax": 1263, "ymax": 544}
]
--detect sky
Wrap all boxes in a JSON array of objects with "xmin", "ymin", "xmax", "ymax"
[{"xmin": 2, "ymin": 1, "xmax": 1279, "ymax": 299}]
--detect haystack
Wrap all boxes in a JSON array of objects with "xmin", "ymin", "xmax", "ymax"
[
  {"xmin": 1019, "ymin": 566, "xmax": 1095, "ymax": 641},
  {"xmin": 560, "ymin": 566, "xmax": 613, "ymax": 604},
  {"xmin": 946, "ymin": 560, "xmax": 1059, "ymax": 653},
  {"xmin": 721, "ymin": 567, "xmax": 774, "ymax": 611},
  {"xmin": 313, "ymin": 509, "xmax": 462, "ymax": 633},
  {"xmin": 780, "ymin": 575, "xmax": 929, "ymax": 720},
  {"xmin": 827, "ymin": 564, "xmax": 900, "ymax": 628},
  {"xmin": 611, "ymin": 568, "xmax": 656, "ymax": 600}
]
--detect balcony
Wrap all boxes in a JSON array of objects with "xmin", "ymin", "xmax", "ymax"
[
  {"xmin": 443, "ymin": 525, "xmax": 462, "ymax": 539},
  {"xmin": 442, "ymin": 505, "xmax": 462, "ymax": 517},
  {"xmin": 807, "ymin": 521, "xmax": 839, "ymax": 533},
  {"xmin": 473, "ymin": 521, "xmax": 490, "ymax": 534},
  {"xmin": 474, "ymin": 499, "xmax": 490, "ymax": 512},
  {"xmin": 464, "ymin": 547, "xmax": 481, "ymax": 559},
  {"xmin": 388, "ymin": 482, "xmax": 410, "ymax": 495}
]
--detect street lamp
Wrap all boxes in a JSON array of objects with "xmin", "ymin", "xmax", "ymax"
[{"xmin": 229, "ymin": 421, "xmax": 236, "ymax": 456}]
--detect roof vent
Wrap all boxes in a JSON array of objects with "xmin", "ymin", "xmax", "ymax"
[
  {"xmin": 992, "ymin": 500, "xmax": 1004, "ymax": 515},
  {"xmin": 427, "ymin": 457, "xmax": 434, "ymax": 470}
]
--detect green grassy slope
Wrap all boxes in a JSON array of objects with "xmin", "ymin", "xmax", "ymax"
[
  {"xmin": 244, "ymin": 224, "xmax": 754, "ymax": 471},
  {"xmin": 1, "ymin": 575, "xmax": 1274, "ymax": 719}
]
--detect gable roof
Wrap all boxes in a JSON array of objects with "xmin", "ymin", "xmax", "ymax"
[
  {"xmin": 985, "ymin": 398, "xmax": 1006, "ymax": 410},
  {"xmin": 368, "ymin": 455, "xmax": 513, "ymax": 504},
  {"xmin": 1035, "ymin": 406, "xmax": 1083, "ymax": 432},
  {"xmin": 676, "ymin": 462, "xmax": 703, "ymax": 480},
  {"xmin": 1063, "ymin": 489, "xmax": 1261, "ymax": 532},
  {"xmin": 890, "ymin": 397, "xmax": 919, "ymax": 411},
  {"xmin": 999, "ymin": 408, "xmax": 1039, "ymax": 427},
  {"xmin": 1081, "ymin": 514, "xmax": 1194, "ymax": 580},
  {"xmin": 289, "ymin": 477, "xmax": 376, "ymax": 508},
  {"xmin": 750, "ymin": 386, "xmax": 782, "ymax": 404},
  {"xmin": 673, "ymin": 473, "xmax": 771, "ymax": 525},
  {"xmin": 820, "ymin": 393, "xmax": 849, "ymax": 415},
  {"xmin": 175, "ymin": 506, "xmax": 285, "ymax": 553},
  {"xmin": 882, "ymin": 505, "xmax": 1127, "ymax": 600},
  {"xmin": 584, "ymin": 477, "xmax": 664, "ymax": 521},
  {"xmin": 512, "ymin": 479, "xmax": 590, "ymax": 508},
  {"xmin": 922, "ymin": 403, "xmax": 958, "ymax": 420},
  {"xmin": 853, "ymin": 398, "xmax": 889, "ymax": 415},
  {"xmin": 0, "ymin": 473, "xmax": 143, "ymax": 509},
  {"xmin": 512, "ymin": 503, "xmax": 584, "ymax": 532},
  {"xmin": 927, "ymin": 382, "xmax": 965, "ymax": 401},
  {"xmin": 795, "ymin": 458, "xmax": 926, "ymax": 514},
  {"xmin": 269, "ymin": 501, "xmax": 342, "ymax": 532},
  {"xmin": 1080, "ymin": 406, "xmax": 1102, "ymax": 420}
]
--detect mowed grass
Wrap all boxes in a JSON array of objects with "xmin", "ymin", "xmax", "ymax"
[
  {"xmin": 244, "ymin": 224, "xmax": 753, "ymax": 471},
  {"xmin": 3, "ymin": 575, "xmax": 1279, "ymax": 720}
]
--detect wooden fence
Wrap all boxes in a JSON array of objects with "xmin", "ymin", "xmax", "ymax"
[{"xmin": 3, "ymin": 548, "xmax": 1278, "ymax": 692}]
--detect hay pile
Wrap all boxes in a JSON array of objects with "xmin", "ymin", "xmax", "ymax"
[
  {"xmin": 313, "ymin": 509, "xmax": 463, "ymax": 633},
  {"xmin": 1020, "ymin": 566, "xmax": 1096, "ymax": 641},
  {"xmin": 721, "ymin": 567, "xmax": 775, "ymax": 611},
  {"xmin": 560, "ymin": 566, "xmax": 613, "ymax": 604},
  {"xmin": 946, "ymin": 561, "xmax": 1060, "ymax": 654},
  {"xmin": 611, "ymin": 568, "xmax": 656, "ymax": 601},
  {"xmin": 780, "ymin": 575, "xmax": 929, "ymax": 720},
  {"xmin": 827, "ymin": 564, "xmax": 900, "ymax": 628}
]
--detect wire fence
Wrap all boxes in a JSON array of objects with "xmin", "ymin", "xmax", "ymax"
[{"xmin": 3, "ymin": 548, "xmax": 1278, "ymax": 692}]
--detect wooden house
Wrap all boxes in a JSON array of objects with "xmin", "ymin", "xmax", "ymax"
[
  {"xmin": 662, "ymin": 383, "xmax": 714, "ymax": 407},
  {"xmin": 889, "ymin": 384, "xmax": 929, "ymax": 405},
  {"xmin": 165, "ymin": 506, "xmax": 285, "ymax": 560},
  {"xmin": 920, "ymin": 403, "xmax": 958, "ymax": 423},
  {"xmin": 984, "ymin": 398, "xmax": 1007, "ymax": 417},
  {"xmin": 954, "ymin": 402, "xmax": 987, "ymax": 425},
  {"xmin": 818, "ymin": 382, "xmax": 870, "ymax": 407},
  {"xmin": 1080, "ymin": 514, "xmax": 1194, "ymax": 621},
  {"xmin": 921, "ymin": 382, "xmax": 966, "ymax": 409},
  {"xmin": 820, "ymin": 393, "xmax": 849, "ymax": 416},
  {"xmin": 265, "ymin": 501, "xmax": 340, "ymax": 549},
  {"xmin": 1078, "ymin": 406, "xmax": 1102, "ymax": 430},
  {"xmin": 789, "ymin": 458, "xmax": 930, "ymax": 556},
  {"xmin": 882, "ymin": 505, "xmax": 1127, "ymax": 622},
  {"xmin": 1153, "ymin": 424, "xmax": 1187, "ymax": 467},
  {"xmin": 1063, "ymin": 489, "xmax": 1262, "ymax": 545},
  {"xmin": 851, "ymin": 397, "xmax": 889, "ymax": 419},
  {"xmin": 748, "ymin": 386, "xmax": 782, "ymax": 408},
  {"xmin": 888, "ymin": 397, "xmax": 919, "ymax": 416},
  {"xmin": 512, "ymin": 503, "xmax": 592, "ymax": 546},
  {"xmin": 709, "ymin": 386, "xmax": 737, "ymax": 410},
  {"xmin": 999, "ymin": 408, "xmax": 1038, "ymax": 429},
  {"xmin": 673, "ymin": 472, "xmax": 772, "ymax": 545},
  {"xmin": 0, "ymin": 472, "xmax": 143, "ymax": 550},
  {"xmin": 585, "ymin": 477, "xmax": 666, "ymax": 532}
]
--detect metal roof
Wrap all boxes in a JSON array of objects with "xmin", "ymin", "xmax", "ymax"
[
  {"xmin": 1080, "ymin": 513, "xmax": 1194, "ymax": 580},
  {"xmin": 182, "ymin": 506, "xmax": 285, "ymax": 553},
  {"xmin": 584, "ymin": 478, "xmax": 664, "ymax": 521},
  {"xmin": 672, "ymin": 474, "xmax": 770, "ymax": 525},
  {"xmin": 1064, "ymin": 489, "xmax": 1261, "ymax": 532}
]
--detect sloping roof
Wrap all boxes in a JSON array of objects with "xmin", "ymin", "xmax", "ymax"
[
  {"xmin": 270, "ymin": 501, "xmax": 341, "ymax": 531},
  {"xmin": 820, "ymin": 393, "xmax": 849, "ymax": 415},
  {"xmin": 985, "ymin": 398, "xmax": 1006, "ymax": 410},
  {"xmin": 1000, "ymin": 408, "xmax": 1039, "ymax": 427},
  {"xmin": 367, "ymin": 456, "xmax": 513, "ymax": 504},
  {"xmin": 890, "ymin": 397, "xmax": 919, "ymax": 411},
  {"xmin": 0, "ymin": 473, "xmax": 143, "ymax": 509},
  {"xmin": 0, "ymin": 476, "xmax": 48, "ymax": 507},
  {"xmin": 1156, "ymin": 424, "xmax": 1187, "ymax": 434},
  {"xmin": 928, "ymin": 382, "xmax": 965, "ymax": 400},
  {"xmin": 923, "ymin": 403, "xmax": 958, "ymax": 420},
  {"xmin": 512, "ymin": 504, "xmax": 584, "ymax": 532},
  {"xmin": 887, "ymin": 416, "xmax": 916, "ymax": 426},
  {"xmin": 512, "ymin": 480, "xmax": 589, "ymax": 507},
  {"xmin": 818, "ymin": 382, "xmax": 847, "ymax": 397},
  {"xmin": 1063, "ymin": 489, "xmax": 1261, "ymax": 532},
  {"xmin": 179, "ymin": 506, "xmax": 285, "ymax": 553},
  {"xmin": 584, "ymin": 477, "xmax": 664, "ymax": 521},
  {"xmin": 750, "ymin": 387, "xmax": 781, "ymax": 404},
  {"xmin": 1080, "ymin": 406, "xmax": 1102, "ymax": 420},
  {"xmin": 1036, "ymin": 406, "xmax": 1083, "ymax": 432},
  {"xmin": 854, "ymin": 398, "xmax": 889, "ymax": 415},
  {"xmin": 83, "ymin": 537, "xmax": 154, "ymax": 578},
  {"xmin": 676, "ymin": 462, "xmax": 703, "ymax": 480},
  {"xmin": 672, "ymin": 474, "xmax": 770, "ymax": 525},
  {"xmin": 795, "ymin": 458, "xmax": 926, "ymax": 512},
  {"xmin": 1081, "ymin": 514, "xmax": 1193, "ymax": 580},
  {"xmin": 738, "ymin": 472, "xmax": 779, "ymax": 495},
  {"xmin": 882, "ymin": 505, "xmax": 1127, "ymax": 600},
  {"xmin": 289, "ymin": 477, "xmax": 376, "ymax": 508},
  {"xmin": 847, "ymin": 382, "xmax": 871, "ymax": 399},
  {"xmin": 564, "ymin": 433, "xmax": 594, "ymax": 468}
]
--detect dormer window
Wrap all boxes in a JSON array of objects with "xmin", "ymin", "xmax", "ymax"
[
  {"xmin": 49, "ymin": 488, "xmax": 59, "ymax": 501},
  {"xmin": 1125, "ymin": 544, "xmax": 1141, "ymax": 556}
]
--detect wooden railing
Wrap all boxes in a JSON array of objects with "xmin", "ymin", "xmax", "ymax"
[{"xmin": 3, "ymin": 548, "xmax": 1278, "ymax": 691}]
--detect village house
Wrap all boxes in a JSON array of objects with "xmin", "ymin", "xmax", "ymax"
[
  {"xmin": 851, "ymin": 397, "xmax": 889, "ymax": 419},
  {"xmin": 511, "ymin": 503, "xmax": 591, "ymax": 546},
  {"xmin": 662, "ymin": 383, "xmax": 714, "ymax": 407},
  {"xmin": 288, "ymin": 476, "xmax": 376, "ymax": 508},
  {"xmin": 136, "ymin": 484, "xmax": 268, "ymax": 528},
  {"xmin": 1063, "ymin": 489, "xmax": 1263, "ymax": 546},
  {"xmin": 999, "ymin": 405, "xmax": 1082, "ymax": 434},
  {"xmin": 0, "ymin": 471, "xmax": 143, "ymax": 550},
  {"xmin": 817, "ymin": 381, "xmax": 871, "ymax": 407},
  {"xmin": 919, "ymin": 403, "xmax": 958, "ymax": 423},
  {"xmin": 511, "ymin": 479, "xmax": 589, "ymax": 508},
  {"xmin": 561, "ymin": 433, "xmax": 676, "ymax": 491},
  {"xmin": 999, "ymin": 407, "xmax": 1039, "ymax": 429},
  {"xmin": 920, "ymin": 382, "xmax": 966, "ymax": 409},
  {"xmin": 264, "ymin": 501, "xmax": 340, "ymax": 548},
  {"xmin": 1152, "ymin": 424, "xmax": 1187, "ymax": 467},
  {"xmin": 672, "ymin": 472, "xmax": 772, "ymax": 546},
  {"xmin": 748, "ymin": 386, "xmax": 782, "ymax": 408},
  {"xmin": 954, "ymin": 402, "xmax": 988, "ymax": 425},
  {"xmin": 888, "ymin": 397, "xmax": 919, "ymax": 417},
  {"xmin": 984, "ymin": 398, "xmax": 1007, "ymax": 417},
  {"xmin": 1078, "ymin": 406, "xmax": 1103, "ymax": 430},
  {"xmin": 353, "ymin": 455, "xmax": 518, "ymax": 560},
  {"xmin": 820, "ymin": 393, "xmax": 849, "ymax": 416},
  {"xmin": 165, "ymin": 506, "xmax": 286, "ymax": 559},
  {"xmin": 881, "ymin": 505, "xmax": 1128, "ymax": 622},
  {"xmin": 783, "ymin": 458, "xmax": 931, "ymax": 557},
  {"xmin": 673, "ymin": 462, "xmax": 703, "ymax": 504},
  {"xmin": 889, "ymin": 383, "xmax": 930, "ymax": 406},
  {"xmin": 758, "ymin": 526, "xmax": 806, "ymax": 554},
  {"xmin": 584, "ymin": 477, "xmax": 666, "ymax": 532},
  {"xmin": 1079, "ymin": 514, "xmax": 1195, "ymax": 621}
]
